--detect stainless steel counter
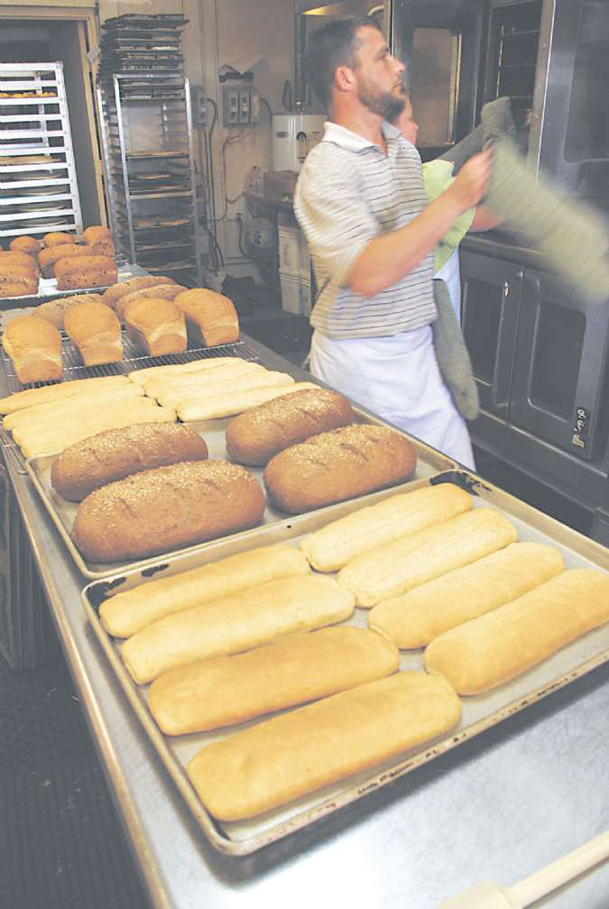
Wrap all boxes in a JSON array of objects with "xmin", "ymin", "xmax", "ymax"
[{"xmin": 6, "ymin": 336, "xmax": 609, "ymax": 909}]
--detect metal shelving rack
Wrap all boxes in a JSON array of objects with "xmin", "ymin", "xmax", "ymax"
[
  {"xmin": 0, "ymin": 62, "xmax": 83, "ymax": 241},
  {"xmin": 96, "ymin": 73, "xmax": 203, "ymax": 287}
]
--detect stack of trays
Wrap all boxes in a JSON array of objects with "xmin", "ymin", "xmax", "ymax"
[{"xmin": 97, "ymin": 14, "xmax": 187, "ymax": 85}]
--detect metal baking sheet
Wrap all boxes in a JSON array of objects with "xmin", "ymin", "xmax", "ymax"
[
  {"xmin": 80, "ymin": 468, "xmax": 609, "ymax": 856},
  {"xmin": 25, "ymin": 413, "xmax": 452, "ymax": 580}
]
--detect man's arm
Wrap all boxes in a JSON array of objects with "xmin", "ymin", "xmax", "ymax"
[
  {"xmin": 348, "ymin": 150, "xmax": 491, "ymax": 297},
  {"xmin": 469, "ymin": 205, "xmax": 502, "ymax": 232}
]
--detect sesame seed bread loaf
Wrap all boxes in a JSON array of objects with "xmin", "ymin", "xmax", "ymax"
[
  {"xmin": 263, "ymin": 423, "xmax": 417, "ymax": 514},
  {"xmin": 424, "ymin": 568, "xmax": 609, "ymax": 694},
  {"xmin": 174, "ymin": 288, "xmax": 239, "ymax": 347},
  {"xmin": 64, "ymin": 299, "xmax": 122, "ymax": 365},
  {"xmin": 72, "ymin": 459, "xmax": 265, "ymax": 563},
  {"xmin": 225, "ymin": 387, "xmax": 356, "ymax": 466},
  {"xmin": 101, "ymin": 276, "xmax": 176, "ymax": 310},
  {"xmin": 51, "ymin": 422, "xmax": 208, "ymax": 501},
  {"xmin": 120, "ymin": 574, "xmax": 355, "ymax": 684},
  {"xmin": 123, "ymin": 297, "xmax": 188, "ymax": 357},
  {"xmin": 1, "ymin": 315, "xmax": 62, "ymax": 384},
  {"xmin": 149, "ymin": 626, "xmax": 400, "ymax": 735},
  {"xmin": 99, "ymin": 543, "xmax": 310, "ymax": 637},
  {"xmin": 187, "ymin": 671, "xmax": 462, "ymax": 821},
  {"xmin": 55, "ymin": 255, "xmax": 118, "ymax": 291}
]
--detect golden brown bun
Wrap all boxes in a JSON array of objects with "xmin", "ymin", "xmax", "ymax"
[
  {"xmin": 188, "ymin": 671, "xmax": 461, "ymax": 821},
  {"xmin": 123, "ymin": 297, "xmax": 187, "ymax": 357},
  {"xmin": 264, "ymin": 424, "xmax": 417, "ymax": 513},
  {"xmin": 116, "ymin": 284, "xmax": 185, "ymax": 321},
  {"xmin": 72, "ymin": 459, "xmax": 265, "ymax": 562},
  {"xmin": 36, "ymin": 294, "xmax": 102, "ymax": 330},
  {"xmin": 226, "ymin": 388, "xmax": 355, "ymax": 466},
  {"xmin": 55, "ymin": 256, "xmax": 118, "ymax": 291},
  {"xmin": 43, "ymin": 232, "xmax": 75, "ymax": 248},
  {"xmin": 0, "ymin": 251, "xmax": 38, "ymax": 273},
  {"xmin": 51, "ymin": 422, "xmax": 209, "ymax": 501},
  {"xmin": 174, "ymin": 288, "xmax": 239, "ymax": 347},
  {"xmin": 101, "ymin": 276, "xmax": 176, "ymax": 309},
  {"xmin": 64, "ymin": 299, "xmax": 122, "ymax": 365},
  {"xmin": 82, "ymin": 225, "xmax": 112, "ymax": 244},
  {"xmin": 2, "ymin": 315, "xmax": 62, "ymax": 384},
  {"xmin": 9, "ymin": 236, "xmax": 41, "ymax": 255},
  {"xmin": 0, "ymin": 282, "xmax": 38, "ymax": 299},
  {"xmin": 39, "ymin": 244, "xmax": 94, "ymax": 278}
]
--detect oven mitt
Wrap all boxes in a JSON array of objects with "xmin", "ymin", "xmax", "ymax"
[
  {"xmin": 438, "ymin": 97, "xmax": 517, "ymax": 172},
  {"xmin": 432, "ymin": 278, "xmax": 480, "ymax": 421},
  {"xmin": 487, "ymin": 138, "xmax": 609, "ymax": 301}
]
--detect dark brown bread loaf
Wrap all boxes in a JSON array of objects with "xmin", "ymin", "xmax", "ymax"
[
  {"xmin": 226, "ymin": 388, "xmax": 356, "ymax": 466},
  {"xmin": 51, "ymin": 422, "xmax": 209, "ymax": 501},
  {"xmin": 39, "ymin": 244, "xmax": 94, "ymax": 278},
  {"xmin": 263, "ymin": 424, "xmax": 417, "ymax": 514},
  {"xmin": 72, "ymin": 459, "xmax": 265, "ymax": 562},
  {"xmin": 55, "ymin": 256, "xmax": 118, "ymax": 291}
]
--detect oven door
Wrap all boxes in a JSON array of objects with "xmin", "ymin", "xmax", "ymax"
[
  {"xmin": 460, "ymin": 250, "xmax": 523, "ymax": 417},
  {"xmin": 509, "ymin": 269, "xmax": 609, "ymax": 460}
]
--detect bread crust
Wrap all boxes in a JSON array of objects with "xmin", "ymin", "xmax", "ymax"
[
  {"xmin": 72, "ymin": 459, "xmax": 265, "ymax": 562},
  {"xmin": 55, "ymin": 256, "xmax": 118, "ymax": 291},
  {"xmin": 2, "ymin": 314, "xmax": 62, "ymax": 384},
  {"xmin": 174, "ymin": 288, "xmax": 239, "ymax": 346},
  {"xmin": 0, "ymin": 251, "xmax": 39, "ymax": 273},
  {"xmin": 82, "ymin": 225, "xmax": 112, "ymax": 244},
  {"xmin": 9, "ymin": 236, "xmax": 41, "ymax": 255},
  {"xmin": 51, "ymin": 422, "xmax": 208, "ymax": 501},
  {"xmin": 116, "ymin": 284, "xmax": 185, "ymax": 321},
  {"xmin": 226, "ymin": 388, "xmax": 355, "ymax": 466},
  {"xmin": 101, "ymin": 276, "xmax": 176, "ymax": 309},
  {"xmin": 43, "ymin": 232, "xmax": 75, "ymax": 248},
  {"xmin": 36, "ymin": 294, "xmax": 103, "ymax": 330},
  {"xmin": 39, "ymin": 244, "xmax": 94, "ymax": 278},
  {"xmin": 123, "ymin": 298, "xmax": 187, "ymax": 356},
  {"xmin": 64, "ymin": 300, "xmax": 122, "ymax": 365},
  {"xmin": 264, "ymin": 423, "xmax": 417, "ymax": 513}
]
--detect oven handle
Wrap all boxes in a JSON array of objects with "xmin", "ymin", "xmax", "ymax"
[{"xmin": 491, "ymin": 278, "xmax": 519, "ymax": 411}]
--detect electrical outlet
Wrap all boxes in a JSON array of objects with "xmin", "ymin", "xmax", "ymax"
[
  {"xmin": 222, "ymin": 85, "xmax": 240, "ymax": 126},
  {"xmin": 238, "ymin": 91, "xmax": 250, "ymax": 124},
  {"xmin": 221, "ymin": 82, "xmax": 259, "ymax": 127}
]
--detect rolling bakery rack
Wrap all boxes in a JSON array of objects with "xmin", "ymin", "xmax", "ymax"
[{"xmin": 0, "ymin": 62, "xmax": 83, "ymax": 241}]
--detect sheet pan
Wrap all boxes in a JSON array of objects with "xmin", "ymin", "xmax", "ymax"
[
  {"xmin": 25, "ymin": 414, "xmax": 453, "ymax": 579},
  {"xmin": 81, "ymin": 469, "xmax": 609, "ymax": 856}
]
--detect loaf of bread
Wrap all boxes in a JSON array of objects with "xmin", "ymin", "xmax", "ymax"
[
  {"xmin": 0, "ymin": 266, "xmax": 38, "ymax": 292},
  {"xmin": 123, "ymin": 298, "xmax": 187, "ymax": 357},
  {"xmin": 127, "ymin": 355, "xmax": 250, "ymax": 386},
  {"xmin": 36, "ymin": 293, "xmax": 102, "ymax": 330},
  {"xmin": 120, "ymin": 574, "xmax": 355, "ymax": 684},
  {"xmin": 99, "ymin": 543, "xmax": 310, "ymax": 637},
  {"xmin": 115, "ymin": 284, "xmax": 185, "ymax": 321},
  {"xmin": 4, "ymin": 384, "xmax": 144, "ymax": 433},
  {"xmin": 264, "ymin": 424, "xmax": 417, "ymax": 514},
  {"xmin": 89, "ymin": 239, "xmax": 115, "ymax": 259},
  {"xmin": 424, "ymin": 568, "xmax": 609, "ymax": 694},
  {"xmin": 176, "ymin": 381, "xmax": 319, "ymax": 421},
  {"xmin": 337, "ymin": 507, "xmax": 519, "ymax": 608},
  {"xmin": 43, "ymin": 232, "xmax": 75, "ymax": 248},
  {"xmin": 0, "ymin": 374, "xmax": 131, "ymax": 415},
  {"xmin": 155, "ymin": 369, "xmax": 294, "ymax": 411},
  {"xmin": 225, "ymin": 388, "xmax": 355, "ymax": 466},
  {"xmin": 101, "ymin": 276, "xmax": 175, "ymax": 310},
  {"xmin": 370, "ymin": 541, "xmax": 565, "ymax": 649},
  {"xmin": 55, "ymin": 256, "xmax": 118, "ymax": 291},
  {"xmin": 39, "ymin": 245, "xmax": 94, "ymax": 278},
  {"xmin": 82, "ymin": 226, "xmax": 112, "ymax": 245},
  {"xmin": 64, "ymin": 300, "xmax": 122, "ymax": 365},
  {"xmin": 1, "ymin": 315, "xmax": 62, "ymax": 384},
  {"xmin": 187, "ymin": 671, "xmax": 462, "ymax": 821},
  {"xmin": 174, "ymin": 288, "xmax": 239, "ymax": 347},
  {"xmin": 0, "ymin": 251, "xmax": 38, "ymax": 273},
  {"xmin": 51, "ymin": 422, "xmax": 208, "ymax": 501},
  {"xmin": 72, "ymin": 459, "xmax": 264, "ymax": 563},
  {"xmin": 0, "ymin": 281, "xmax": 38, "ymax": 299},
  {"xmin": 9, "ymin": 236, "xmax": 41, "ymax": 255},
  {"xmin": 13, "ymin": 398, "xmax": 175, "ymax": 459},
  {"xmin": 149, "ymin": 626, "xmax": 400, "ymax": 735},
  {"xmin": 301, "ymin": 483, "xmax": 474, "ymax": 572},
  {"xmin": 141, "ymin": 360, "xmax": 267, "ymax": 400}
]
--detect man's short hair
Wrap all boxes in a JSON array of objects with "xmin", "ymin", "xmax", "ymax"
[{"xmin": 305, "ymin": 16, "xmax": 381, "ymax": 110}]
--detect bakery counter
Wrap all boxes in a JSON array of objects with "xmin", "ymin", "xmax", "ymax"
[{"xmin": 4, "ymin": 337, "xmax": 609, "ymax": 909}]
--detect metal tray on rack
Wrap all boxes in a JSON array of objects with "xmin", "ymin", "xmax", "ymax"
[
  {"xmin": 80, "ymin": 469, "xmax": 609, "ymax": 856},
  {"xmin": 25, "ymin": 410, "xmax": 452, "ymax": 580}
]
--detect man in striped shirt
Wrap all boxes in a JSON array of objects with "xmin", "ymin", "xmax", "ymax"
[{"xmin": 294, "ymin": 17, "xmax": 491, "ymax": 468}]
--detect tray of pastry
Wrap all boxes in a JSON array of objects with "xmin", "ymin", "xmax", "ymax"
[
  {"xmin": 23, "ymin": 405, "xmax": 452, "ymax": 580},
  {"xmin": 80, "ymin": 469, "xmax": 609, "ymax": 856}
]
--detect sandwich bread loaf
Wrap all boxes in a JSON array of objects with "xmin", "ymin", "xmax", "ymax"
[{"xmin": 2, "ymin": 315, "xmax": 62, "ymax": 384}]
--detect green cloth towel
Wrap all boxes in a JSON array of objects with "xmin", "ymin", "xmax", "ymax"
[{"xmin": 423, "ymin": 159, "xmax": 475, "ymax": 272}]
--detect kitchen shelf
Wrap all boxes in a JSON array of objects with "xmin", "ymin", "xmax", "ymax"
[
  {"xmin": 0, "ymin": 62, "xmax": 83, "ymax": 240},
  {"xmin": 96, "ymin": 73, "xmax": 203, "ymax": 287}
]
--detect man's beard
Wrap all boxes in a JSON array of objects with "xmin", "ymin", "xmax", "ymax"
[{"xmin": 358, "ymin": 80, "xmax": 406, "ymax": 121}]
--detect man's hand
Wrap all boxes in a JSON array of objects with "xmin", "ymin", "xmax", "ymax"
[{"xmin": 449, "ymin": 149, "xmax": 492, "ymax": 212}]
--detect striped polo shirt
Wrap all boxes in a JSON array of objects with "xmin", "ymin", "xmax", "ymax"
[{"xmin": 294, "ymin": 120, "xmax": 436, "ymax": 339}]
